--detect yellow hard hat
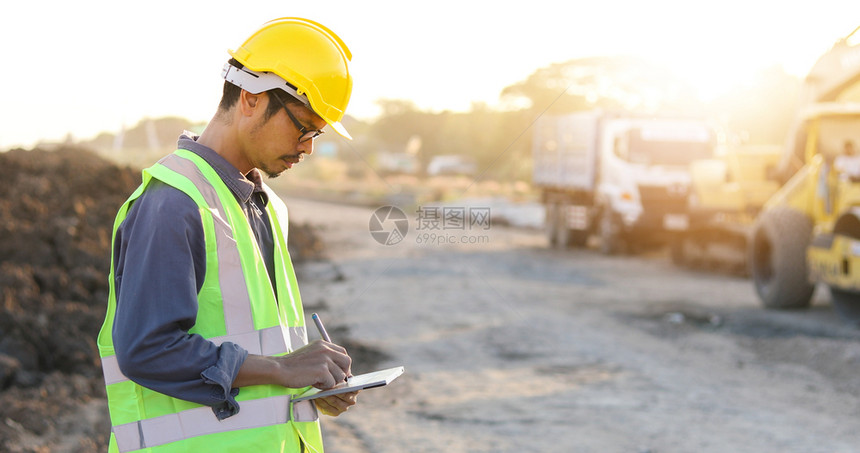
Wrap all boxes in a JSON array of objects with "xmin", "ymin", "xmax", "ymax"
[{"xmin": 224, "ymin": 17, "xmax": 353, "ymax": 139}]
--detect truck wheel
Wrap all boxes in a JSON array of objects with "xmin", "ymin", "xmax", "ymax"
[
  {"xmin": 749, "ymin": 207, "xmax": 814, "ymax": 309},
  {"xmin": 545, "ymin": 203, "xmax": 559, "ymax": 247},
  {"xmin": 830, "ymin": 288, "xmax": 860, "ymax": 324},
  {"xmin": 568, "ymin": 229, "xmax": 589, "ymax": 248},
  {"xmin": 554, "ymin": 204, "xmax": 571, "ymax": 249},
  {"xmin": 599, "ymin": 209, "xmax": 622, "ymax": 255},
  {"xmin": 670, "ymin": 235, "xmax": 687, "ymax": 266},
  {"xmin": 551, "ymin": 202, "xmax": 588, "ymax": 249}
]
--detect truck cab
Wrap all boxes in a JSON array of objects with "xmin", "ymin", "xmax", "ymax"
[
  {"xmin": 535, "ymin": 111, "xmax": 717, "ymax": 253},
  {"xmin": 598, "ymin": 118, "xmax": 714, "ymax": 251}
]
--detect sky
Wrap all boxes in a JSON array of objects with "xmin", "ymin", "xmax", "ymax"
[{"xmin": 2, "ymin": 0, "xmax": 860, "ymax": 148}]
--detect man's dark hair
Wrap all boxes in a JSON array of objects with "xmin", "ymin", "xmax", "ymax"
[
  {"xmin": 218, "ymin": 58, "xmax": 303, "ymax": 121},
  {"xmin": 218, "ymin": 58, "xmax": 244, "ymax": 112}
]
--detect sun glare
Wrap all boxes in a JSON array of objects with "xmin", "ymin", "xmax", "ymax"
[{"xmin": 2, "ymin": 1, "xmax": 860, "ymax": 148}]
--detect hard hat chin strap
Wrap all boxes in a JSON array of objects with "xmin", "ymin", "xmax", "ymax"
[{"xmin": 221, "ymin": 63, "xmax": 311, "ymax": 108}]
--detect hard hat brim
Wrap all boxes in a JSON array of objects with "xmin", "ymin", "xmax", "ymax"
[{"xmin": 329, "ymin": 120, "xmax": 352, "ymax": 141}]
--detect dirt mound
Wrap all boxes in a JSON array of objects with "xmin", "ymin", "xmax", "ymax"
[
  {"xmin": 0, "ymin": 147, "xmax": 136, "ymax": 452},
  {"xmin": 0, "ymin": 147, "xmax": 325, "ymax": 452},
  {"xmin": 0, "ymin": 147, "xmax": 138, "ymax": 377}
]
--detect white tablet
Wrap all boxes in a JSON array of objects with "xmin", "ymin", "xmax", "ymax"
[{"xmin": 291, "ymin": 366, "xmax": 405, "ymax": 402}]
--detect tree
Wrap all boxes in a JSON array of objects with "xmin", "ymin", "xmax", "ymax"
[{"xmin": 500, "ymin": 56, "xmax": 701, "ymax": 116}]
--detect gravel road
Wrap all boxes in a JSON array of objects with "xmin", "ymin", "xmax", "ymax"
[{"xmin": 285, "ymin": 196, "xmax": 860, "ymax": 453}]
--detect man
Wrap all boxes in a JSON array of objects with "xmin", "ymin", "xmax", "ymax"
[
  {"xmin": 97, "ymin": 17, "xmax": 357, "ymax": 452},
  {"xmin": 835, "ymin": 140, "xmax": 860, "ymax": 180}
]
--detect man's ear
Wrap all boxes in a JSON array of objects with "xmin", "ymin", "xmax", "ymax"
[{"xmin": 238, "ymin": 90, "xmax": 263, "ymax": 117}]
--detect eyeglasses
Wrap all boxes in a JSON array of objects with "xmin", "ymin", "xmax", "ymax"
[{"xmin": 270, "ymin": 93, "xmax": 325, "ymax": 143}]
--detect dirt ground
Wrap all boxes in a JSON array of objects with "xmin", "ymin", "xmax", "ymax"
[
  {"xmin": 3, "ymin": 147, "xmax": 860, "ymax": 452},
  {"xmin": 284, "ymin": 197, "xmax": 860, "ymax": 453}
]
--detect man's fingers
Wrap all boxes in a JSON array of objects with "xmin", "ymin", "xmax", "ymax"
[
  {"xmin": 327, "ymin": 362, "xmax": 348, "ymax": 384},
  {"xmin": 313, "ymin": 362, "xmax": 346, "ymax": 389},
  {"xmin": 314, "ymin": 397, "xmax": 340, "ymax": 416},
  {"xmin": 320, "ymin": 339, "xmax": 348, "ymax": 355},
  {"xmin": 315, "ymin": 340, "xmax": 352, "ymax": 379},
  {"xmin": 332, "ymin": 390, "xmax": 359, "ymax": 405},
  {"xmin": 330, "ymin": 348, "xmax": 352, "ymax": 377},
  {"xmin": 314, "ymin": 392, "xmax": 359, "ymax": 416},
  {"xmin": 311, "ymin": 339, "xmax": 351, "ymax": 373}
]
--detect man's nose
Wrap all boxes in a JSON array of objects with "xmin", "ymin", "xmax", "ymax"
[{"xmin": 298, "ymin": 139, "xmax": 314, "ymax": 156}]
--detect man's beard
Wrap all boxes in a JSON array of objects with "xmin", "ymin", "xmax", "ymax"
[{"xmin": 261, "ymin": 168, "xmax": 283, "ymax": 179}]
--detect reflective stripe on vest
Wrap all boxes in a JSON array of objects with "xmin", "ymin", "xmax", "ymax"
[
  {"xmin": 111, "ymin": 393, "xmax": 318, "ymax": 452},
  {"xmin": 165, "ymin": 152, "xmax": 256, "ymax": 335},
  {"xmin": 100, "ymin": 150, "xmax": 321, "ymax": 452},
  {"xmin": 100, "ymin": 325, "xmax": 307, "ymax": 385}
]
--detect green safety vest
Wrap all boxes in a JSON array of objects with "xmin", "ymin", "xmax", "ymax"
[{"xmin": 97, "ymin": 149, "xmax": 324, "ymax": 452}]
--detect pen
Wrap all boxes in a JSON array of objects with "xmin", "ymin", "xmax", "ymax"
[
  {"xmin": 312, "ymin": 313, "xmax": 352, "ymax": 382},
  {"xmin": 311, "ymin": 313, "xmax": 332, "ymax": 343}
]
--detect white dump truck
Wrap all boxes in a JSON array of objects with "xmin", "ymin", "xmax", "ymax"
[{"xmin": 534, "ymin": 111, "xmax": 716, "ymax": 253}]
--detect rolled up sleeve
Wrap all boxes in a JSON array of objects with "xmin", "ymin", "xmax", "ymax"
[{"xmin": 201, "ymin": 342, "xmax": 248, "ymax": 420}]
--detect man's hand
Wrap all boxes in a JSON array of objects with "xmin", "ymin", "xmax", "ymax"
[
  {"xmin": 314, "ymin": 391, "xmax": 360, "ymax": 416},
  {"xmin": 275, "ymin": 340, "xmax": 353, "ymax": 390},
  {"xmin": 233, "ymin": 340, "xmax": 352, "ymax": 390}
]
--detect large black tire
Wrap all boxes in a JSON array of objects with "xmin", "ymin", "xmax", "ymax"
[
  {"xmin": 598, "ymin": 209, "xmax": 623, "ymax": 255},
  {"xmin": 749, "ymin": 207, "xmax": 815, "ymax": 309},
  {"xmin": 830, "ymin": 288, "xmax": 860, "ymax": 324}
]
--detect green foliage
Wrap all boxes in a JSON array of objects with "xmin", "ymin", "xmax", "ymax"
[
  {"xmin": 78, "ymin": 116, "xmax": 207, "ymax": 168},
  {"xmin": 360, "ymin": 57, "xmax": 720, "ymax": 184},
  {"xmin": 359, "ymin": 57, "xmax": 801, "ymax": 189},
  {"xmin": 364, "ymin": 99, "xmax": 534, "ymax": 182},
  {"xmin": 500, "ymin": 56, "xmax": 701, "ymax": 115}
]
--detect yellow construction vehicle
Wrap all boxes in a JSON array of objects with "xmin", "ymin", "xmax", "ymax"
[
  {"xmin": 749, "ymin": 26, "xmax": 860, "ymax": 321},
  {"xmin": 670, "ymin": 143, "xmax": 782, "ymax": 274}
]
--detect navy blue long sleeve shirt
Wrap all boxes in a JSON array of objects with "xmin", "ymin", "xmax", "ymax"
[{"xmin": 112, "ymin": 134, "xmax": 277, "ymax": 419}]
